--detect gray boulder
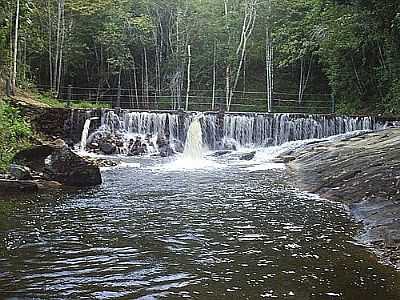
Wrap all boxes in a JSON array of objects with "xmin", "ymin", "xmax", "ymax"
[
  {"xmin": 240, "ymin": 151, "xmax": 257, "ymax": 161},
  {"xmin": 9, "ymin": 164, "xmax": 33, "ymax": 180},
  {"xmin": 100, "ymin": 142, "xmax": 117, "ymax": 155},
  {"xmin": 45, "ymin": 146, "xmax": 102, "ymax": 187}
]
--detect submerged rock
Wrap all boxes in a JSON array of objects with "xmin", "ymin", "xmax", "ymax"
[
  {"xmin": 212, "ymin": 150, "xmax": 232, "ymax": 157},
  {"xmin": 240, "ymin": 151, "xmax": 256, "ymax": 161},
  {"xmin": 159, "ymin": 145, "xmax": 174, "ymax": 157}
]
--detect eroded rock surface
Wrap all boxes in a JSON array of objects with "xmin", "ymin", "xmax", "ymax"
[{"xmin": 285, "ymin": 128, "xmax": 400, "ymax": 270}]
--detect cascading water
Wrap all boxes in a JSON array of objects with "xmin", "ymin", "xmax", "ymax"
[
  {"xmin": 183, "ymin": 114, "xmax": 204, "ymax": 160},
  {"xmin": 223, "ymin": 114, "xmax": 377, "ymax": 147},
  {"xmin": 76, "ymin": 109, "xmax": 381, "ymax": 153},
  {"xmin": 80, "ymin": 117, "xmax": 99, "ymax": 151}
]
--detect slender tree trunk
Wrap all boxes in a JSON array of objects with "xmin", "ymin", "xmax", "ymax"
[
  {"xmin": 48, "ymin": 0, "xmax": 53, "ymax": 90},
  {"xmin": 212, "ymin": 40, "xmax": 217, "ymax": 110},
  {"xmin": 144, "ymin": 47, "xmax": 149, "ymax": 108},
  {"xmin": 116, "ymin": 68, "xmax": 121, "ymax": 108},
  {"xmin": 225, "ymin": 66, "xmax": 230, "ymax": 109},
  {"xmin": 185, "ymin": 45, "xmax": 191, "ymax": 111},
  {"xmin": 56, "ymin": 0, "xmax": 65, "ymax": 97},
  {"xmin": 53, "ymin": 0, "xmax": 62, "ymax": 95},
  {"xmin": 132, "ymin": 57, "xmax": 139, "ymax": 108},
  {"xmin": 57, "ymin": 0, "xmax": 65, "ymax": 97},
  {"xmin": 11, "ymin": 0, "xmax": 20, "ymax": 95},
  {"xmin": 265, "ymin": 0, "xmax": 274, "ymax": 113},
  {"xmin": 227, "ymin": 0, "xmax": 258, "ymax": 111}
]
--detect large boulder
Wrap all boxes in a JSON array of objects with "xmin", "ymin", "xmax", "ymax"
[
  {"xmin": 45, "ymin": 147, "xmax": 102, "ymax": 187},
  {"xmin": 99, "ymin": 142, "xmax": 117, "ymax": 155},
  {"xmin": 13, "ymin": 145, "xmax": 54, "ymax": 171},
  {"xmin": 12, "ymin": 139, "xmax": 66, "ymax": 171},
  {"xmin": 9, "ymin": 164, "xmax": 33, "ymax": 180}
]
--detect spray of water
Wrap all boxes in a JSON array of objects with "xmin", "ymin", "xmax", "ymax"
[
  {"xmin": 80, "ymin": 117, "xmax": 99, "ymax": 152},
  {"xmin": 183, "ymin": 113, "xmax": 204, "ymax": 160}
]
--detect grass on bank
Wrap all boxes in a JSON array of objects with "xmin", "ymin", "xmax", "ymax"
[
  {"xmin": 0, "ymin": 98, "xmax": 32, "ymax": 172},
  {"xmin": 34, "ymin": 92, "xmax": 111, "ymax": 109}
]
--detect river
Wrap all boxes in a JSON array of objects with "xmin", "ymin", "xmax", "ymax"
[{"xmin": 0, "ymin": 147, "xmax": 400, "ymax": 299}]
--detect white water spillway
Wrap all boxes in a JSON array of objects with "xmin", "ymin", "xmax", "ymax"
[
  {"xmin": 74, "ymin": 109, "xmax": 383, "ymax": 152},
  {"xmin": 80, "ymin": 117, "xmax": 99, "ymax": 151},
  {"xmin": 183, "ymin": 114, "xmax": 204, "ymax": 160}
]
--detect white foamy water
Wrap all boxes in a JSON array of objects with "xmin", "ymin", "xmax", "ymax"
[
  {"xmin": 183, "ymin": 114, "xmax": 205, "ymax": 160},
  {"xmin": 79, "ymin": 117, "xmax": 99, "ymax": 152}
]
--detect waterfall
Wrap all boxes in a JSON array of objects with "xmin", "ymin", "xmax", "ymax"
[
  {"xmin": 80, "ymin": 117, "xmax": 99, "ymax": 151},
  {"xmin": 100, "ymin": 110, "xmax": 180, "ymax": 141},
  {"xmin": 183, "ymin": 114, "xmax": 204, "ymax": 160},
  {"xmin": 223, "ymin": 114, "xmax": 377, "ymax": 147},
  {"xmin": 76, "ymin": 109, "xmax": 380, "ymax": 152}
]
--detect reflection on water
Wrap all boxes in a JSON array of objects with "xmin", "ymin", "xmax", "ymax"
[{"xmin": 0, "ymin": 153, "xmax": 400, "ymax": 299}]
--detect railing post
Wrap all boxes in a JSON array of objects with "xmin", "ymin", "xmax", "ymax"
[
  {"xmin": 116, "ymin": 85, "xmax": 121, "ymax": 108},
  {"xmin": 5, "ymin": 78, "xmax": 11, "ymax": 97},
  {"xmin": 331, "ymin": 94, "xmax": 335, "ymax": 114},
  {"xmin": 67, "ymin": 85, "xmax": 72, "ymax": 107}
]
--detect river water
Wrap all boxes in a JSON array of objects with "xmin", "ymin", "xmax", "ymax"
[{"xmin": 1, "ymin": 148, "xmax": 400, "ymax": 299}]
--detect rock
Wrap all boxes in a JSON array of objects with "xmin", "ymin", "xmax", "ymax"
[
  {"xmin": 212, "ymin": 150, "xmax": 232, "ymax": 157},
  {"xmin": 87, "ymin": 158, "xmax": 119, "ymax": 168},
  {"xmin": 223, "ymin": 140, "xmax": 238, "ymax": 151},
  {"xmin": 13, "ymin": 145, "xmax": 55, "ymax": 171},
  {"xmin": 280, "ymin": 155, "xmax": 297, "ymax": 163},
  {"xmin": 9, "ymin": 164, "xmax": 33, "ymax": 180},
  {"xmin": 0, "ymin": 179, "xmax": 39, "ymax": 195},
  {"xmin": 240, "ymin": 151, "xmax": 256, "ymax": 161},
  {"xmin": 159, "ymin": 145, "xmax": 175, "ymax": 157},
  {"xmin": 35, "ymin": 180, "xmax": 63, "ymax": 191},
  {"xmin": 172, "ymin": 140, "xmax": 184, "ymax": 153},
  {"xmin": 100, "ymin": 142, "xmax": 117, "ymax": 155},
  {"xmin": 45, "ymin": 146, "xmax": 102, "ymax": 187}
]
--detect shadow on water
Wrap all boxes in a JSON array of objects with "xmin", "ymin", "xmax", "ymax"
[{"xmin": 0, "ymin": 154, "xmax": 400, "ymax": 299}]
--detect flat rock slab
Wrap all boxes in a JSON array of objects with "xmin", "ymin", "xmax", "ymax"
[
  {"xmin": 0, "ymin": 179, "xmax": 63, "ymax": 196},
  {"xmin": 284, "ymin": 128, "xmax": 400, "ymax": 270}
]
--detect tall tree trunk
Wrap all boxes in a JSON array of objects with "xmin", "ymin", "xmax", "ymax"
[
  {"xmin": 185, "ymin": 44, "xmax": 191, "ymax": 111},
  {"xmin": 144, "ymin": 47, "xmax": 149, "ymax": 108},
  {"xmin": 265, "ymin": 0, "xmax": 274, "ymax": 113},
  {"xmin": 48, "ymin": 0, "xmax": 53, "ymax": 90},
  {"xmin": 11, "ymin": 0, "xmax": 20, "ymax": 95},
  {"xmin": 227, "ymin": 0, "xmax": 258, "ymax": 111},
  {"xmin": 266, "ymin": 28, "xmax": 273, "ymax": 112},
  {"xmin": 56, "ymin": 0, "xmax": 65, "ymax": 97},
  {"xmin": 212, "ymin": 40, "xmax": 217, "ymax": 111},
  {"xmin": 53, "ymin": 0, "xmax": 62, "ymax": 95},
  {"xmin": 132, "ymin": 57, "xmax": 139, "ymax": 108}
]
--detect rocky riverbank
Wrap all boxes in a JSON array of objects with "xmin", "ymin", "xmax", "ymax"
[
  {"xmin": 282, "ymin": 128, "xmax": 400, "ymax": 270},
  {"xmin": 0, "ymin": 140, "xmax": 102, "ymax": 196}
]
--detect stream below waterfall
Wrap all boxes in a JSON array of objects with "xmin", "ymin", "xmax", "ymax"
[{"xmin": 1, "ymin": 144, "xmax": 400, "ymax": 299}]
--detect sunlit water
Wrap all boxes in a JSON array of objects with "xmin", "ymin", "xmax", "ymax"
[{"xmin": 0, "ymin": 149, "xmax": 400, "ymax": 299}]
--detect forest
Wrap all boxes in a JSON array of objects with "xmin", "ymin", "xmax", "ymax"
[{"xmin": 0, "ymin": 0, "xmax": 399, "ymax": 114}]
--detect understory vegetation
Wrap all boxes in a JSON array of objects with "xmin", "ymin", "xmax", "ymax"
[
  {"xmin": 0, "ymin": 98, "xmax": 32, "ymax": 171},
  {"xmin": 0, "ymin": 0, "xmax": 399, "ymax": 114}
]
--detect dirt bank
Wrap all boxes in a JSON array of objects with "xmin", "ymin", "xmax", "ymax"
[{"xmin": 283, "ymin": 128, "xmax": 400, "ymax": 270}]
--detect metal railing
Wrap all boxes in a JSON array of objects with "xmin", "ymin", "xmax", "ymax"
[{"xmin": 37, "ymin": 85, "xmax": 334, "ymax": 114}]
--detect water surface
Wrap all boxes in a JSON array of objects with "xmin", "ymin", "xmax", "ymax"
[{"xmin": 0, "ymin": 153, "xmax": 399, "ymax": 299}]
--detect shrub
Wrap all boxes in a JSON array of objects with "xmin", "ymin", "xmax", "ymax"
[{"xmin": 0, "ymin": 99, "xmax": 32, "ymax": 171}]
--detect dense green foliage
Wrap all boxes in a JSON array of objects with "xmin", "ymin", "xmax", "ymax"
[
  {"xmin": 0, "ymin": 0, "xmax": 399, "ymax": 113},
  {"xmin": 0, "ymin": 99, "xmax": 32, "ymax": 171}
]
